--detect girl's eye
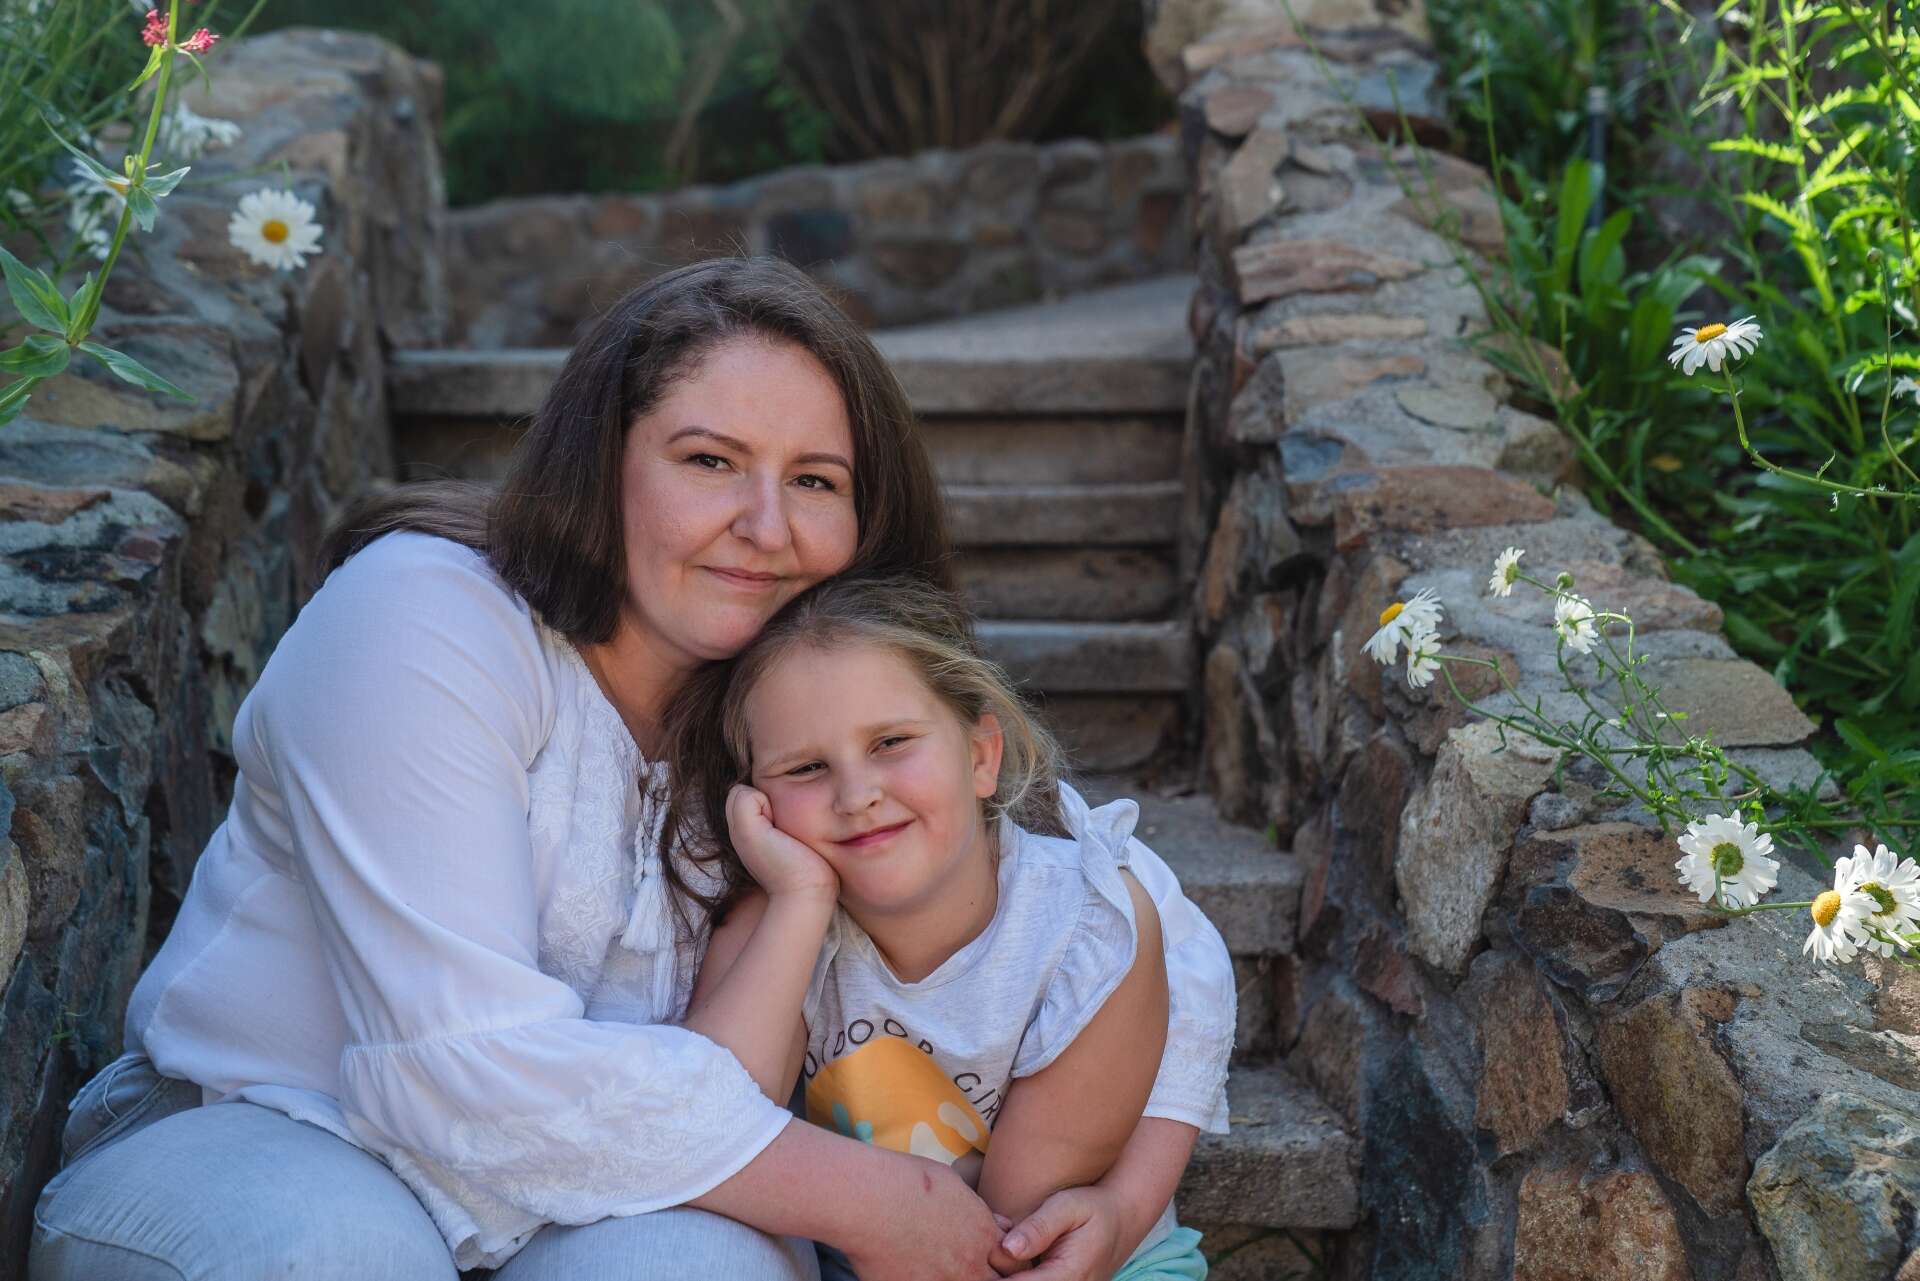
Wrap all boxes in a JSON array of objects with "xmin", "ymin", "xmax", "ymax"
[
  {"xmin": 794, "ymin": 473, "xmax": 839, "ymax": 493},
  {"xmin": 877, "ymin": 735, "xmax": 913, "ymax": 750},
  {"xmin": 786, "ymin": 761, "xmax": 824, "ymax": 777}
]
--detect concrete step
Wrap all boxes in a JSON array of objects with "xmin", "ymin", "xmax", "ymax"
[
  {"xmin": 1037, "ymin": 694, "xmax": 1183, "ymax": 775},
  {"xmin": 958, "ymin": 548, "xmax": 1176, "ymax": 622},
  {"xmin": 923, "ymin": 416, "xmax": 1182, "ymax": 487},
  {"xmin": 978, "ymin": 620, "xmax": 1188, "ymax": 694},
  {"xmin": 1177, "ymin": 1065, "xmax": 1360, "ymax": 1230},
  {"xmin": 387, "ymin": 275, "xmax": 1196, "ymax": 420},
  {"xmin": 947, "ymin": 482, "xmax": 1178, "ymax": 548}
]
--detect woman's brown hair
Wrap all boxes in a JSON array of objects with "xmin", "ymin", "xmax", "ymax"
[
  {"xmin": 659, "ymin": 573, "xmax": 1069, "ymax": 927},
  {"xmin": 320, "ymin": 256, "xmax": 954, "ymax": 641}
]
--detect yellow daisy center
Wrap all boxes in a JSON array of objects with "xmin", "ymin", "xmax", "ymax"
[
  {"xmin": 261, "ymin": 218, "xmax": 290, "ymax": 244},
  {"xmin": 1693, "ymin": 323, "xmax": 1729, "ymax": 344},
  {"xmin": 1379, "ymin": 602, "xmax": 1405, "ymax": 627},
  {"xmin": 1860, "ymin": 881, "xmax": 1898, "ymax": 917},
  {"xmin": 1710, "ymin": 841, "xmax": 1744, "ymax": 877},
  {"xmin": 1811, "ymin": 890, "xmax": 1842, "ymax": 928}
]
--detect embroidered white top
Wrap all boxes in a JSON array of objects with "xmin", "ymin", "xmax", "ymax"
[{"xmin": 123, "ymin": 532, "xmax": 1235, "ymax": 1269}]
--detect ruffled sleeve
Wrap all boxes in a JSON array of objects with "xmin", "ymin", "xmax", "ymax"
[
  {"xmin": 239, "ymin": 533, "xmax": 791, "ymax": 1267},
  {"xmin": 1008, "ymin": 809, "xmax": 1139, "ymax": 1079},
  {"xmin": 1058, "ymin": 783, "xmax": 1235, "ymax": 1135}
]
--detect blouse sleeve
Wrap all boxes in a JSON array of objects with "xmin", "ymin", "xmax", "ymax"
[
  {"xmin": 1057, "ymin": 783, "xmax": 1235, "ymax": 1134},
  {"xmin": 1008, "ymin": 822, "xmax": 1138, "ymax": 1079},
  {"xmin": 238, "ymin": 534, "xmax": 791, "ymax": 1264}
]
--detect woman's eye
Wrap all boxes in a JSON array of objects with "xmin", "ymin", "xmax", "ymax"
[
  {"xmin": 689, "ymin": 453, "xmax": 729, "ymax": 470},
  {"xmin": 794, "ymin": 473, "xmax": 839, "ymax": 492}
]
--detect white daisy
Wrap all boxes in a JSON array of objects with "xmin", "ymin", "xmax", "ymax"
[
  {"xmin": 1674, "ymin": 812, "xmax": 1780, "ymax": 909},
  {"xmin": 1803, "ymin": 887, "xmax": 1867, "ymax": 964},
  {"xmin": 227, "ymin": 189, "xmax": 323, "ymax": 271},
  {"xmin": 1895, "ymin": 374, "xmax": 1920, "ymax": 406},
  {"xmin": 1835, "ymin": 843, "xmax": 1920, "ymax": 957},
  {"xmin": 1552, "ymin": 593, "xmax": 1598, "ymax": 653},
  {"xmin": 159, "ymin": 104, "xmax": 242, "ymax": 161},
  {"xmin": 1363, "ymin": 588, "xmax": 1444, "ymax": 666},
  {"xmin": 1667, "ymin": 315, "xmax": 1763, "ymax": 376},
  {"xmin": 1487, "ymin": 546, "xmax": 1525, "ymax": 597},
  {"xmin": 1405, "ymin": 626, "xmax": 1441, "ymax": 689}
]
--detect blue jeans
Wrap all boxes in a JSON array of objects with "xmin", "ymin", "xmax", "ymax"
[{"xmin": 30, "ymin": 1053, "xmax": 821, "ymax": 1281}]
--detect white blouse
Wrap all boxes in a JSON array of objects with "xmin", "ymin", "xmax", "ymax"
[{"xmin": 124, "ymin": 532, "xmax": 1234, "ymax": 1269}]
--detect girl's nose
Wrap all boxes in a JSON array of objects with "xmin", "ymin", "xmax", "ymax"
[
  {"xmin": 731, "ymin": 474, "xmax": 792, "ymax": 552},
  {"xmin": 832, "ymin": 770, "xmax": 882, "ymax": 816}
]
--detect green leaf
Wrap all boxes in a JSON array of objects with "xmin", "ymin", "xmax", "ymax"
[
  {"xmin": 124, "ymin": 187, "xmax": 159, "ymax": 234},
  {"xmin": 66, "ymin": 274, "xmax": 99, "ymax": 341},
  {"xmin": 145, "ymin": 165, "xmax": 190, "ymax": 198},
  {"xmin": 0, "ymin": 376, "xmax": 33, "ymax": 426},
  {"xmin": 0, "ymin": 335, "xmax": 70, "ymax": 379},
  {"xmin": 1708, "ymin": 137, "xmax": 1802, "ymax": 165},
  {"xmin": 1835, "ymin": 717, "xmax": 1887, "ymax": 761},
  {"xmin": 42, "ymin": 118, "xmax": 119, "ymax": 186},
  {"xmin": 76, "ymin": 341, "xmax": 192, "ymax": 401},
  {"xmin": 129, "ymin": 46, "xmax": 165, "ymax": 92},
  {"xmin": 0, "ymin": 245, "xmax": 69, "ymax": 333}
]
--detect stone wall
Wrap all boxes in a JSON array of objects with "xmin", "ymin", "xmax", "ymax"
[
  {"xmin": 0, "ymin": 30, "xmax": 442, "ymax": 1267},
  {"xmin": 445, "ymin": 135, "xmax": 1192, "ymax": 347},
  {"xmin": 1165, "ymin": 3, "xmax": 1920, "ymax": 1278}
]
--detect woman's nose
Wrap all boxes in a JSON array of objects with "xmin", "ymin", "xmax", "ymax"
[{"xmin": 731, "ymin": 474, "xmax": 792, "ymax": 552}]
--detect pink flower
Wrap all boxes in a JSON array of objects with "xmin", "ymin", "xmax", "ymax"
[
  {"xmin": 178, "ymin": 27, "xmax": 219, "ymax": 54},
  {"xmin": 140, "ymin": 8, "xmax": 167, "ymax": 46}
]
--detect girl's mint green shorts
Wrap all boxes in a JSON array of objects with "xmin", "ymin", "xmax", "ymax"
[{"xmin": 1113, "ymin": 1227, "xmax": 1208, "ymax": 1281}]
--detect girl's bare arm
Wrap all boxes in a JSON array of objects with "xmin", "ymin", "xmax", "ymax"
[
  {"xmin": 975, "ymin": 871, "xmax": 1169, "ymax": 1223},
  {"xmin": 683, "ymin": 887, "xmax": 818, "ymax": 1100}
]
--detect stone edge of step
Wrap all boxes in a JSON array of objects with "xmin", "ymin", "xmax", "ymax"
[{"xmin": 1177, "ymin": 1064, "xmax": 1360, "ymax": 1231}]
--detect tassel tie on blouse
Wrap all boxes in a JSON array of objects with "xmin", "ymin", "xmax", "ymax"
[{"xmin": 620, "ymin": 768, "xmax": 680, "ymax": 1015}]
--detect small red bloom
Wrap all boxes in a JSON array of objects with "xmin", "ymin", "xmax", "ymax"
[
  {"xmin": 140, "ymin": 9, "xmax": 166, "ymax": 46},
  {"xmin": 178, "ymin": 27, "xmax": 219, "ymax": 54}
]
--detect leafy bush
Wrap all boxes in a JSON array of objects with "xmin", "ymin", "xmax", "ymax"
[
  {"xmin": 254, "ymin": 0, "xmax": 1171, "ymax": 205},
  {"xmin": 1440, "ymin": 0, "xmax": 1920, "ymax": 817}
]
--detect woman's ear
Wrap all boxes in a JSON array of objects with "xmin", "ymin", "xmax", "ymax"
[{"xmin": 970, "ymin": 712, "xmax": 1005, "ymax": 800}]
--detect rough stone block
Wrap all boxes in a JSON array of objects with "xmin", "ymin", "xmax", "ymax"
[
  {"xmin": 0, "ymin": 843, "xmax": 24, "ymax": 993},
  {"xmin": 1396, "ymin": 720, "xmax": 1557, "ymax": 974},
  {"xmin": 1638, "ymin": 657, "xmax": 1816, "ymax": 747},
  {"xmin": 1231, "ymin": 238, "xmax": 1423, "ymax": 303},
  {"xmin": 1750, "ymin": 1093, "xmax": 1920, "ymax": 1281},
  {"xmin": 1595, "ymin": 989, "xmax": 1748, "ymax": 1216},
  {"xmin": 1513, "ymin": 1157, "xmax": 1691, "ymax": 1281},
  {"xmin": 1463, "ymin": 951, "xmax": 1570, "ymax": 1157},
  {"xmin": 1332, "ymin": 465, "xmax": 1557, "ymax": 550}
]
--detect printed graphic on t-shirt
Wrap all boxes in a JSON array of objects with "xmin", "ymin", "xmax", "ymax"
[{"xmin": 804, "ymin": 1035, "xmax": 992, "ymax": 1167}]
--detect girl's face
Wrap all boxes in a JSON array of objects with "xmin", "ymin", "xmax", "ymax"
[
  {"xmin": 616, "ymin": 336, "xmax": 859, "ymax": 671},
  {"xmin": 743, "ymin": 642, "xmax": 1003, "ymax": 920}
]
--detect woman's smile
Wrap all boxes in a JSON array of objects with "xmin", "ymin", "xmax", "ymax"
[{"xmin": 702, "ymin": 565, "xmax": 784, "ymax": 590}]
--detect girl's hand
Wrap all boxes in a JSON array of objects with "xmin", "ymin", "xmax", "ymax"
[
  {"xmin": 998, "ymin": 1186, "xmax": 1125, "ymax": 1281},
  {"xmin": 726, "ymin": 784, "xmax": 838, "ymax": 904}
]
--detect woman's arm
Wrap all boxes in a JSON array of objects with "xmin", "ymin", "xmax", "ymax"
[
  {"xmin": 975, "ymin": 871, "xmax": 1168, "ymax": 1224},
  {"xmin": 683, "ymin": 886, "xmax": 816, "ymax": 1100}
]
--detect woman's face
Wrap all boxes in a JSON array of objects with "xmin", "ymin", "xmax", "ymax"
[{"xmin": 617, "ymin": 336, "xmax": 859, "ymax": 669}]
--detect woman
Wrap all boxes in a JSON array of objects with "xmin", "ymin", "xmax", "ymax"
[{"xmin": 28, "ymin": 258, "xmax": 1232, "ymax": 1281}]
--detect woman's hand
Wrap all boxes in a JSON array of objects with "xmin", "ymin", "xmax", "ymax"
[
  {"xmin": 997, "ymin": 1186, "xmax": 1126, "ymax": 1281},
  {"xmin": 726, "ymin": 784, "xmax": 838, "ymax": 904},
  {"xmin": 840, "ymin": 1156, "xmax": 1017, "ymax": 1281}
]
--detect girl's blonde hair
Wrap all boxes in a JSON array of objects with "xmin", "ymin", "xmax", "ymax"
[{"xmin": 660, "ymin": 574, "xmax": 1068, "ymax": 921}]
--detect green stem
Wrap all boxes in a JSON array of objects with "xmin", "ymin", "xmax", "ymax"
[
  {"xmin": 74, "ymin": 3, "xmax": 179, "ymax": 340},
  {"xmin": 1724, "ymin": 366, "xmax": 1902, "ymax": 501}
]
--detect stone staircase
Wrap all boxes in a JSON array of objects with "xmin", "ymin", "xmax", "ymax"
[{"xmin": 386, "ymin": 276, "xmax": 1356, "ymax": 1275}]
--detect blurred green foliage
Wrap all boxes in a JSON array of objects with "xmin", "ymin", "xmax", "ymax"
[
  {"xmin": 1436, "ymin": 0, "xmax": 1920, "ymax": 823},
  {"xmin": 255, "ymin": 0, "xmax": 1170, "ymax": 206}
]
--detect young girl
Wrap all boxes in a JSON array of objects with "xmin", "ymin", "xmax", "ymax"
[{"xmin": 660, "ymin": 575, "xmax": 1232, "ymax": 1280}]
